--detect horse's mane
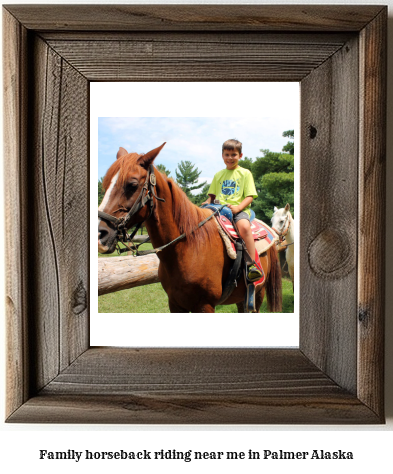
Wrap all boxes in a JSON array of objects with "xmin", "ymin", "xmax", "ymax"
[
  {"xmin": 102, "ymin": 153, "xmax": 217, "ymax": 247},
  {"xmin": 163, "ymin": 174, "xmax": 217, "ymax": 248}
]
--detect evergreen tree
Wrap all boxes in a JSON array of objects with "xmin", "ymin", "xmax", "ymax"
[
  {"xmin": 193, "ymin": 183, "xmax": 211, "ymax": 206},
  {"xmin": 175, "ymin": 160, "xmax": 207, "ymax": 200},
  {"xmin": 98, "ymin": 177, "xmax": 105, "ymax": 206},
  {"xmin": 156, "ymin": 164, "xmax": 171, "ymax": 177},
  {"xmin": 282, "ymin": 129, "xmax": 294, "ymax": 155}
]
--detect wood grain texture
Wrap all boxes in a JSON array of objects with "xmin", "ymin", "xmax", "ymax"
[
  {"xmin": 4, "ymin": 5, "xmax": 384, "ymax": 32},
  {"xmin": 98, "ymin": 254, "xmax": 160, "ymax": 296},
  {"xmin": 46, "ymin": 38, "xmax": 347, "ymax": 82},
  {"xmin": 7, "ymin": 348, "xmax": 379, "ymax": 424},
  {"xmin": 300, "ymin": 36, "xmax": 360, "ymax": 394},
  {"xmin": 28, "ymin": 36, "xmax": 89, "ymax": 390},
  {"xmin": 358, "ymin": 9, "xmax": 387, "ymax": 417},
  {"xmin": 3, "ymin": 9, "xmax": 30, "ymax": 417}
]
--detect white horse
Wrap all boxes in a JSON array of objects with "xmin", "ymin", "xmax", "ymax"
[{"xmin": 271, "ymin": 204, "xmax": 294, "ymax": 288}]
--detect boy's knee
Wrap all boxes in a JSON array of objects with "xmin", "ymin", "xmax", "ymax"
[{"xmin": 237, "ymin": 219, "xmax": 251, "ymax": 235}]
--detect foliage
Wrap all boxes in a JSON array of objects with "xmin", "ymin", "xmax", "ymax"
[
  {"xmin": 282, "ymin": 129, "xmax": 294, "ymax": 155},
  {"xmin": 239, "ymin": 156, "xmax": 253, "ymax": 172},
  {"xmin": 98, "ymin": 177, "xmax": 105, "ymax": 206},
  {"xmin": 192, "ymin": 183, "xmax": 211, "ymax": 206},
  {"xmin": 250, "ymin": 142, "xmax": 294, "ymax": 222},
  {"xmin": 156, "ymin": 164, "xmax": 171, "ymax": 177},
  {"xmin": 252, "ymin": 149, "xmax": 294, "ymax": 180},
  {"xmin": 253, "ymin": 172, "xmax": 294, "ymax": 222},
  {"xmin": 175, "ymin": 160, "xmax": 207, "ymax": 201}
]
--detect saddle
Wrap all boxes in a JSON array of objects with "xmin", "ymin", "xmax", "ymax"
[{"xmin": 202, "ymin": 204, "xmax": 277, "ymax": 311}]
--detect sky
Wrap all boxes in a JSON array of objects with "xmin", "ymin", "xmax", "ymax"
[{"xmin": 93, "ymin": 82, "xmax": 299, "ymax": 191}]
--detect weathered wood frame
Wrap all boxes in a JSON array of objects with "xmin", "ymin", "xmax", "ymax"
[{"xmin": 3, "ymin": 5, "xmax": 386, "ymax": 423}]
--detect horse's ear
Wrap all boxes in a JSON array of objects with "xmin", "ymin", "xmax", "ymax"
[
  {"xmin": 117, "ymin": 147, "xmax": 128, "ymax": 159},
  {"xmin": 284, "ymin": 203, "xmax": 290, "ymax": 212},
  {"xmin": 137, "ymin": 142, "xmax": 166, "ymax": 169},
  {"xmin": 274, "ymin": 206, "xmax": 278, "ymax": 212}
]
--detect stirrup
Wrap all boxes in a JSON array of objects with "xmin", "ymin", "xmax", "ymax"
[{"xmin": 247, "ymin": 263, "xmax": 263, "ymax": 282}]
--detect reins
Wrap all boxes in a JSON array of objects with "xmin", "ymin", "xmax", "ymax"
[{"xmin": 131, "ymin": 207, "xmax": 222, "ymax": 256}]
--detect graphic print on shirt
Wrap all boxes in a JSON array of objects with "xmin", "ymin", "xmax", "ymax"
[{"xmin": 220, "ymin": 179, "xmax": 241, "ymax": 199}]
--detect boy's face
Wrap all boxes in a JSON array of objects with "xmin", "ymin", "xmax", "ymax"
[{"xmin": 222, "ymin": 148, "xmax": 243, "ymax": 170}]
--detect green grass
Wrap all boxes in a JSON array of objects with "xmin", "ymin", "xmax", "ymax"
[{"xmin": 98, "ymin": 276, "xmax": 294, "ymax": 314}]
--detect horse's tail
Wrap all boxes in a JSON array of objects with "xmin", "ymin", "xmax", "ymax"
[{"xmin": 266, "ymin": 244, "xmax": 282, "ymax": 312}]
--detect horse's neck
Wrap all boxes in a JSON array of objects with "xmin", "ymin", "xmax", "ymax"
[
  {"xmin": 144, "ymin": 173, "xmax": 191, "ymax": 250},
  {"xmin": 144, "ymin": 184, "xmax": 177, "ymax": 249}
]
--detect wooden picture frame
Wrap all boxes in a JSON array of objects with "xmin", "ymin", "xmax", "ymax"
[{"xmin": 3, "ymin": 5, "xmax": 386, "ymax": 424}]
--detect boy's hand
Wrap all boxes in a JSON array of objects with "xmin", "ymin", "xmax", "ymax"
[
  {"xmin": 228, "ymin": 204, "xmax": 241, "ymax": 214},
  {"xmin": 201, "ymin": 200, "xmax": 209, "ymax": 206}
]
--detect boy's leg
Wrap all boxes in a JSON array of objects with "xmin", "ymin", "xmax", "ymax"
[
  {"xmin": 236, "ymin": 217, "xmax": 256, "ymax": 260},
  {"xmin": 234, "ymin": 215, "xmax": 263, "ymax": 282}
]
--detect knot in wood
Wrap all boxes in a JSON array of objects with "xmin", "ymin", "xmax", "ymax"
[
  {"xmin": 73, "ymin": 281, "xmax": 87, "ymax": 315},
  {"xmin": 308, "ymin": 228, "xmax": 354, "ymax": 279}
]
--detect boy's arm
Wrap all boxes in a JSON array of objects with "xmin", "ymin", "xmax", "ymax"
[
  {"xmin": 227, "ymin": 196, "xmax": 253, "ymax": 214},
  {"xmin": 201, "ymin": 194, "xmax": 215, "ymax": 205}
]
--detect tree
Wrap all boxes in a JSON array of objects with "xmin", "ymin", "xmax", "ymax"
[
  {"xmin": 239, "ymin": 156, "xmax": 253, "ymax": 172},
  {"xmin": 250, "ymin": 130, "xmax": 295, "ymax": 222},
  {"xmin": 253, "ymin": 172, "xmax": 294, "ymax": 223},
  {"xmin": 98, "ymin": 177, "xmax": 105, "ymax": 206},
  {"xmin": 175, "ymin": 160, "xmax": 207, "ymax": 200},
  {"xmin": 193, "ymin": 183, "xmax": 211, "ymax": 206},
  {"xmin": 156, "ymin": 164, "xmax": 171, "ymax": 177},
  {"xmin": 252, "ymin": 149, "xmax": 294, "ymax": 180},
  {"xmin": 282, "ymin": 129, "xmax": 294, "ymax": 155}
]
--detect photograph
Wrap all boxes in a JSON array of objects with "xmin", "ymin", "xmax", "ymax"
[{"xmin": 92, "ymin": 83, "xmax": 299, "ymax": 347}]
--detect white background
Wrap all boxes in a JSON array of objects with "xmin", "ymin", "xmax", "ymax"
[
  {"xmin": 1, "ymin": 0, "xmax": 392, "ymax": 473},
  {"xmin": 91, "ymin": 82, "xmax": 300, "ymax": 347}
]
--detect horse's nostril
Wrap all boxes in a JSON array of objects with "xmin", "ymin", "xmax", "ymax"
[{"xmin": 99, "ymin": 228, "xmax": 108, "ymax": 242}]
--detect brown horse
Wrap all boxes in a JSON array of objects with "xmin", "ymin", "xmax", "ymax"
[{"xmin": 98, "ymin": 143, "xmax": 282, "ymax": 313}]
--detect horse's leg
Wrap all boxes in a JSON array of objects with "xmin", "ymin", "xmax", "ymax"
[
  {"xmin": 254, "ymin": 286, "xmax": 265, "ymax": 313},
  {"xmin": 168, "ymin": 299, "xmax": 188, "ymax": 313},
  {"xmin": 236, "ymin": 302, "xmax": 245, "ymax": 313},
  {"xmin": 192, "ymin": 303, "xmax": 215, "ymax": 313}
]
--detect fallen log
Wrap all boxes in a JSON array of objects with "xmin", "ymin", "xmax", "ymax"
[
  {"xmin": 131, "ymin": 235, "xmax": 150, "ymax": 243},
  {"xmin": 98, "ymin": 254, "xmax": 160, "ymax": 296}
]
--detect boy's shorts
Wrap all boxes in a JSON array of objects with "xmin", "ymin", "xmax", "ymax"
[{"xmin": 233, "ymin": 211, "xmax": 250, "ymax": 224}]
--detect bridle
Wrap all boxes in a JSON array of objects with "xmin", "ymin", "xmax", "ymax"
[
  {"xmin": 98, "ymin": 164, "xmax": 165, "ymax": 251},
  {"xmin": 272, "ymin": 212, "xmax": 291, "ymax": 243}
]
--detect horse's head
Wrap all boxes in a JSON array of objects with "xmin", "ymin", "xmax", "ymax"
[
  {"xmin": 271, "ymin": 203, "xmax": 291, "ymax": 238},
  {"xmin": 98, "ymin": 143, "xmax": 166, "ymax": 254}
]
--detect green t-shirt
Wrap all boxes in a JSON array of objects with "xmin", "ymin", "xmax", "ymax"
[{"xmin": 208, "ymin": 166, "xmax": 257, "ymax": 216}]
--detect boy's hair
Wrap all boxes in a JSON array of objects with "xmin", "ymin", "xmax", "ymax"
[{"xmin": 222, "ymin": 139, "xmax": 242, "ymax": 154}]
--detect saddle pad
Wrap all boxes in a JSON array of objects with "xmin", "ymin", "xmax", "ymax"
[{"xmin": 217, "ymin": 215, "xmax": 276, "ymax": 244}]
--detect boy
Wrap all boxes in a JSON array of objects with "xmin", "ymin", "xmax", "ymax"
[{"xmin": 202, "ymin": 139, "xmax": 262, "ymax": 281}]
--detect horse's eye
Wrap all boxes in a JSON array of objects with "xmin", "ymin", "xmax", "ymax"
[{"xmin": 125, "ymin": 181, "xmax": 138, "ymax": 192}]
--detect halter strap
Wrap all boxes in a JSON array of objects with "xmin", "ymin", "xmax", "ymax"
[{"xmin": 273, "ymin": 213, "xmax": 291, "ymax": 242}]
